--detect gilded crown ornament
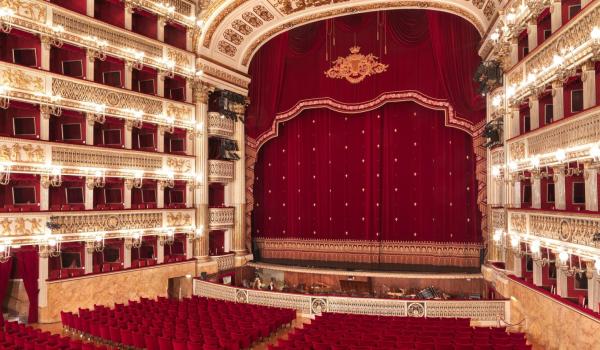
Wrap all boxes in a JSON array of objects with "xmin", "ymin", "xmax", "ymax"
[{"xmin": 324, "ymin": 46, "xmax": 388, "ymax": 84}]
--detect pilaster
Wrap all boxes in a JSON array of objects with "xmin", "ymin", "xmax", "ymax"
[
  {"xmin": 582, "ymin": 61, "xmax": 597, "ymax": 109},
  {"xmin": 552, "ymin": 81, "xmax": 564, "ymax": 121}
]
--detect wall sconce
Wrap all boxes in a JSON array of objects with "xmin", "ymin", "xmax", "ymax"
[
  {"xmin": 187, "ymin": 225, "xmax": 204, "ymax": 242},
  {"xmin": 0, "ymin": 7, "xmax": 15, "ymax": 33},
  {"xmin": 39, "ymin": 235, "xmax": 62, "ymax": 258},
  {"xmin": 0, "ymin": 84, "xmax": 10, "ymax": 109},
  {"xmin": 87, "ymin": 170, "xmax": 106, "ymax": 189},
  {"xmin": 590, "ymin": 145, "xmax": 600, "ymax": 161},
  {"xmin": 41, "ymin": 166, "xmax": 62, "ymax": 188},
  {"xmin": 44, "ymin": 25, "xmax": 65, "ymax": 49},
  {"xmin": 158, "ymin": 3, "xmax": 176, "ymax": 22},
  {"xmin": 0, "ymin": 162, "xmax": 11, "ymax": 185},
  {"xmin": 161, "ymin": 58, "xmax": 175, "ymax": 79},
  {"xmin": 85, "ymin": 36, "xmax": 108, "ymax": 61},
  {"xmin": 0, "ymin": 238, "xmax": 12, "ymax": 263},
  {"xmin": 159, "ymin": 170, "xmax": 175, "ymax": 189},
  {"xmin": 125, "ymin": 232, "xmax": 143, "ymax": 249},
  {"xmin": 87, "ymin": 234, "xmax": 105, "ymax": 253},
  {"xmin": 126, "ymin": 49, "xmax": 145, "ymax": 70},
  {"xmin": 86, "ymin": 102, "xmax": 106, "ymax": 124},
  {"xmin": 126, "ymin": 170, "xmax": 143, "ymax": 189},
  {"xmin": 558, "ymin": 250, "xmax": 586, "ymax": 277},
  {"xmin": 159, "ymin": 115, "xmax": 175, "ymax": 134},
  {"xmin": 160, "ymin": 229, "xmax": 175, "ymax": 246},
  {"xmin": 125, "ymin": 109, "xmax": 144, "ymax": 129},
  {"xmin": 192, "ymin": 172, "xmax": 203, "ymax": 189}
]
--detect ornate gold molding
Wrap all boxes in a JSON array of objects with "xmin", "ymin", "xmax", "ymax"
[{"xmin": 324, "ymin": 46, "xmax": 389, "ymax": 84}]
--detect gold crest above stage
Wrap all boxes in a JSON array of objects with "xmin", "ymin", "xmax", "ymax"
[{"xmin": 324, "ymin": 46, "xmax": 389, "ymax": 84}]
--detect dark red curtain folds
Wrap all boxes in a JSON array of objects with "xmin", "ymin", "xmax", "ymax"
[
  {"xmin": 246, "ymin": 10, "xmax": 484, "ymax": 141},
  {"xmin": 0, "ymin": 258, "xmax": 12, "ymax": 321},
  {"xmin": 252, "ymin": 102, "xmax": 479, "ymax": 242},
  {"xmin": 247, "ymin": 9, "xmax": 485, "ymax": 245},
  {"xmin": 15, "ymin": 250, "xmax": 39, "ymax": 323}
]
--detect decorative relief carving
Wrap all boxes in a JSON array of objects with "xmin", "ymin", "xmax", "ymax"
[
  {"xmin": 491, "ymin": 209, "xmax": 506, "ymax": 229},
  {"xmin": 0, "ymin": 0, "xmax": 47, "ymax": 22},
  {"xmin": 509, "ymin": 213, "xmax": 527, "ymax": 233},
  {"xmin": 526, "ymin": 110, "xmax": 600, "ymax": 159},
  {"xmin": 218, "ymin": 40, "xmax": 237, "ymax": 57},
  {"xmin": 52, "ymin": 79, "xmax": 164, "ymax": 115},
  {"xmin": 166, "ymin": 157, "xmax": 192, "ymax": 173},
  {"xmin": 208, "ymin": 207, "xmax": 235, "ymax": 228},
  {"xmin": 215, "ymin": 254, "xmax": 235, "ymax": 271},
  {"xmin": 325, "ymin": 46, "xmax": 389, "ymax": 84},
  {"xmin": 0, "ymin": 217, "xmax": 43, "ymax": 236},
  {"xmin": 0, "ymin": 67, "xmax": 44, "ymax": 93},
  {"xmin": 166, "ymin": 212, "xmax": 192, "ymax": 227},
  {"xmin": 50, "ymin": 212, "xmax": 162, "ymax": 234},
  {"xmin": 52, "ymin": 147, "xmax": 163, "ymax": 170},
  {"xmin": 202, "ymin": 0, "xmax": 248, "ymax": 48},
  {"xmin": 194, "ymin": 280, "xmax": 507, "ymax": 323},
  {"xmin": 196, "ymin": 62, "xmax": 249, "ymax": 89},
  {"xmin": 526, "ymin": 212, "xmax": 600, "ymax": 247},
  {"xmin": 242, "ymin": 12, "xmax": 263, "ymax": 27},
  {"xmin": 231, "ymin": 19, "xmax": 253, "ymax": 35},
  {"xmin": 166, "ymin": 49, "xmax": 191, "ymax": 68},
  {"xmin": 270, "ymin": 0, "xmax": 351, "ymax": 14},
  {"xmin": 0, "ymin": 141, "xmax": 45, "ymax": 163},
  {"xmin": 490, "ymin": 148, "xmax": 505, "ymax": 166},
  {"xmin": 165, "ymin": 103, "xmax": 193, "ymax": 122},
  {"xmin": 509, "ymin": 141, "xmax": 526, "ymax": 161},
  {"xmin": 224, "ymin": 29, "xmax": 244, "ymax": 45},
  {"xmin": 253, "ymin": 5, "xmax": 274, "ymax": 21},
  {"xmin": 208, "ymin": 160, "xmax": 235, "ymax": 182},
  {"xmin": 207, "ymin": 111, "xmax": 235, "ymax": 136}
]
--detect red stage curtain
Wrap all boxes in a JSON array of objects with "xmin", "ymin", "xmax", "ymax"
[
  {"xmin": 253, "ymin": 102, "xmax": 479, "ymax": 242},
  {"xmin": 15, "ymin": 249, "xmax": 39, "ymax": 323},
  {"xmin": 0, "ymin": 258, "xmax": 13, "ymax": 321},
  {"xmin": 246, "ymin": 10, "xmax": 484, "ymax": 140}
]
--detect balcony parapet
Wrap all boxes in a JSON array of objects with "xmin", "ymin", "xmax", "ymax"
[
  {"xmin": 208, "ymin": 207, "xmax": 234, "ymax": 229},
  {"xmin": 207, "ymin": 112, "xmax": 235, "ymax": 137},
  {"xmin": 0, "ymin": 208, "xmax": 195, "ymax": 245},
  {"xmin": 506, "ymin": 105, "xmax": 600, "ymax": 170},
  {"xmin": 0, "ymin": 62, "xmax": 195, "ymax": 130},
  {"xmin": 208, "ymin": 160, "xmax": 234, "ymax": 183}
]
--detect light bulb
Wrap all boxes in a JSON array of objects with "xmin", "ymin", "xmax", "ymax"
[
  {"xmin": 491, "ymin": 166, "xmax": 501, "ymax": 177},
  {"xmin": 555, "ymin": 149, "xmax": 566, "ymax": 162},
  {"xmin": 510, "ymin": 235, "xmax": 519, "ymax": 248},
  {"xmin": 591, "ymin": 27, "xmax": 600, "ymax": 40},
  {"xmin": 559, "ymin": 251, "xmax": 569, "ymax": 263},
  {"xmin": 590, "ymin": 145, "xmax": 600, "ymax": 159},
  {"xmin": 552, "ymin": 54, "xmax": 563, "ymax": 66},
  {"xmin": 493, "ymin": 229, "xmax": 502, "ymax": 242},
  {"xmin": 490, "ymin": 31, "xmax": 500, "ymax": 42},
  {"xmin": 595, "ymin": 258, "xmax": 600, "ymax": 272},
  {"xmin": 509, "ymin": 162, "xmax": 518, "ymax": 171},
  {"xmin": 530, "ymin": 240, "xmax": 540, "ymax": 254},
  {"xmin": 530, "ymin": 157, "xmax": 540, "ymax": 168},
  {"xmin": 0, "ymin": 7, "xmax": 15, "ymax": 17}
]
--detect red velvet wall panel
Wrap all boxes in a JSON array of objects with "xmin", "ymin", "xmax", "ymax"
[
  {"xmin": 537, "ymin": 9, "xmax": 551, "ymax": 46},
  {"xmin": 132, "ymin": 10, "xmax": 158, "ymax": 39},
  {"xmin": 563, "ymin": 76, "xmax": 583, "ymax": 118},
  {"xmin": 518, "ymin": 30, "xmax": 528, "ymax": 61},
  {"xmin": 164, "ymin": 23, "xmax": 187, "ymax": 50},
  {"xmin": 253, "ymin": 102, "xmax": 479, "ymax": 242},
  {"xmin": 561, "ymin": 0, "xmax": 581, "ymax": 24},
  {"xmin": 50, "ymin": 44, "xmax": 86, "ymax": 78},
  {"xmin": 94, "ymin": 0, "xmax": 125, "ymax": 28},
  {"xmin": 0, "ymin": 101, "xmax": 40, "ymax": 140},
  {"xmin": 1, "ymin": 30, "xmax": 41, "ymax": 68},
  {"xmin": 209, "ymin": 183, "xmax": 225, "ymax": 207},
  {"xmin": 49, "ymin": 109, "xmax": 86, "ymax": 144},
  {"xmin": 52, "ymin": 0, "xmax": 86, "ymax": 14},
  {"xmin": 209, "ymin": 230, "xmax": 225, "ymax": 256}
]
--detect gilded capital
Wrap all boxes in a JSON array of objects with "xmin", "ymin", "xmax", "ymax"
[{"xmin": 193, "ymin": 82, "xmax": 214, "ymax": 104}]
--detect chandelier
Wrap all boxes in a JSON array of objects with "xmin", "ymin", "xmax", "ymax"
[
  {"xmin": 0, "ymin": 7, "xmax": 14, "ymax": 33},
  {"xmin": 85, "ymin": 36, "xmax": 108, "ymax": 61},
  {"xmin": 126, "ymin": 232, "xmax": 143, "ymax": 249},
  {"xmin": 0, "ymin": 238, "xmax": 12, "ymax": 263},
  {"xmin": 0, "ymin": 162, "xmax": 11, "ymax": 185}
]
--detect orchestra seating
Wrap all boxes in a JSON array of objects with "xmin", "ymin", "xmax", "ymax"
[
  {"xmin": 62, "ymin": 296, "xmax": 296, "ymax": 350},
  {"xmin": 0, "ymin": 320, "xmax": 108, "ymax": 350},
  {"xmin": 270, "ymin": 313, "xmax": 531, "ymax": 350}
]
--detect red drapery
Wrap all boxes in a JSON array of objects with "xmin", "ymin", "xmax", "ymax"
[
  {"xmin": 0, "ymin": 258, "xmax": 12, "ymax": 321},
  {"xmin": 253, "ymin": 102, "xmax": 479, "ymax": 242},
  {"xmin": 15, "ymin": 249, "xmax": 39, "ymax": 323},
  {"xmin": 246, "ymin": 10, "xmax": 484, "ymax": 141}
]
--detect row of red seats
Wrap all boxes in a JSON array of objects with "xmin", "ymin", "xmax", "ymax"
[
  {"xmin": 270, "ymin": 313, "xmax": 530, "ymax": 350},
  {"xmin": 0, "ymin": 319, "xmax": 110, "ymax": 350},
  {"xmin": 62, "ymin": 296, "xmax": 296, "ymax": 350}
]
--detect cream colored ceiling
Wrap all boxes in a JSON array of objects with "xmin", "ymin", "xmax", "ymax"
[{"xmin": 196, "ymin": 0, "xmax": 500, "ymax": 74}]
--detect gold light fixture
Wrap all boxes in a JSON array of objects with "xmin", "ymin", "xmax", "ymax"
[
  {"xmin": 0, "ymin": 162, "xmax": 11, "ymax": 185},
  {"xmin": 0, "ymin": 84, "xmax": 10, "ymax": 109},
  {"xmin": 87, "ymin": 170, "xmax": 106, "ymax": 189},
  {"xmin": 0, "ymin": 7, "xmax": 14, "ymax": 33},
  {"xmin": 0, "ymin": 238, "xmax": 12, "ymax": 263},
  {"xmin": 126, "ymin": 232, "xmax": 143, "ymax": 249},
  {"xmin": 42, "ymin": 167, "xmax": 63, "ymax": 188},
  {"xmin": 40, "ymin": 235, "xmax": 62, "ymax": 258},
  {"xmin": 160, "ymin": 229, "xmax": 175, "ymax": 246},
  {"xmin": 126, "ymin": 170, "xmax": 144, "ymax": 189},
  {"xmin": 88, "ymin": 234, "xmax": 105, "ymax": 253},
  {"xmin": 86, "ymin": 37, "xmax": 108, "ymax": 62}
]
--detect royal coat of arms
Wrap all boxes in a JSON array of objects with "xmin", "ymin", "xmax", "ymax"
[{"xmin": 324, "ymin": 46, "xmax": 389, "ymax": 84}]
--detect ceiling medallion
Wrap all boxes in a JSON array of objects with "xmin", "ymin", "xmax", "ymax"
[{"xmin": 324, "ymin": 46, "xmax": 388, "ymax": 84}]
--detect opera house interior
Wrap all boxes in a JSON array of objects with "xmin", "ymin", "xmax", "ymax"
[{"xmin": 0, "ymin": 0, "xmax": 599, "ymax": 349}]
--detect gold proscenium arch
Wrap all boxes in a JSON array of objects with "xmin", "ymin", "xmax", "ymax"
[{"xmin": 196, "ymin": 0, "xmax": 496, "ymax": 73}]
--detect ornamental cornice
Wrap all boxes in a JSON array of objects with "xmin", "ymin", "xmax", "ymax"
[{"xmin": 197, "ymin": 0, "xmax": 492, "ymax": 73}]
